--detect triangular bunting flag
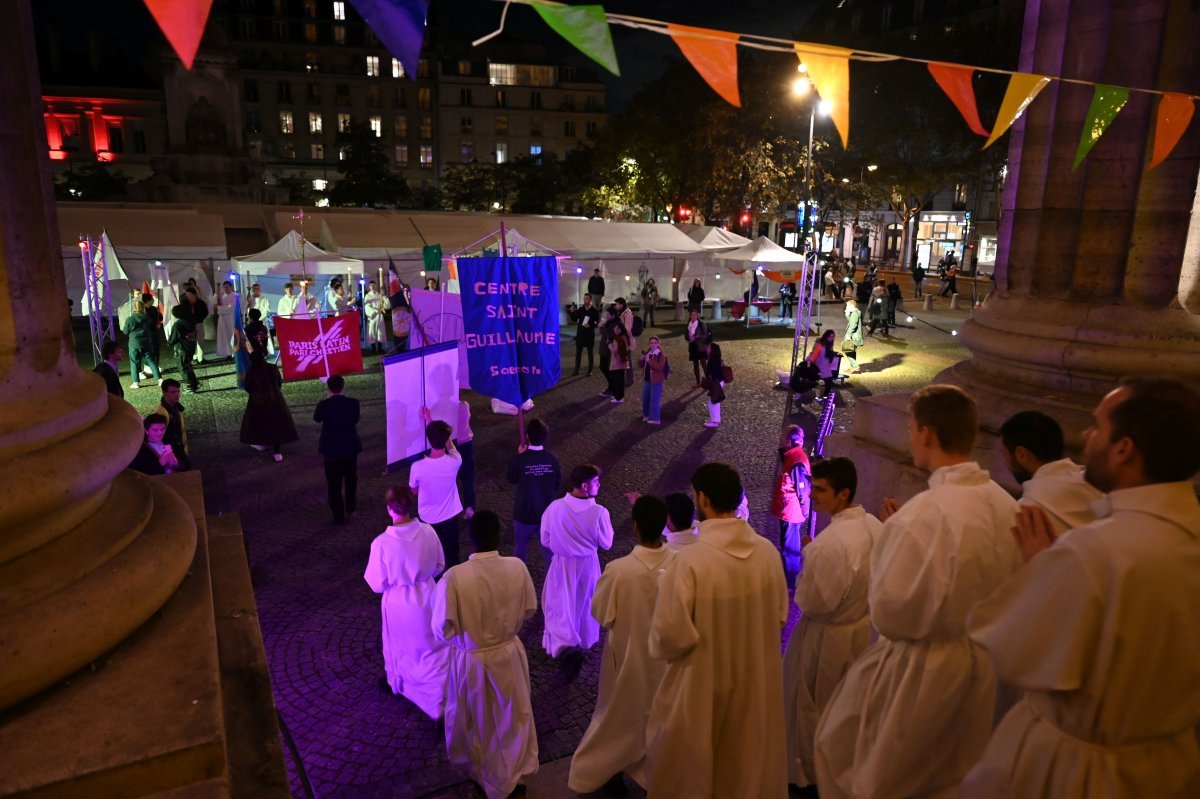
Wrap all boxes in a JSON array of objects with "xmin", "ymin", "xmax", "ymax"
[
  {"xmin": 984, "ymin": 73, "xmax": 1051, "ymax": 149},
  {"xmin": 349, "ymin": 0, "xmax": 431, "ymax": 79},
  {"xmin": 142, "ymin": 0, "xmax": 214, "ymax": 70},
  {"xmin": 1073, "ymin": 84, "xmax": 1130, "ymax": 169},
  {"xmin": 1148, "ymin": 92, "xmax": 1195, "ymax": 170},
  {"xmin": 927, "ymin": 63, "xmax": 988, "ymax": 137},
  {"xmin": 668, "ymin": 24, "xmax": 741, "ymax": 107},
  {"xmin": 531, "ymin": 2, "xmax": 620, "ymax": 76},
  {"xmin": 794, "ymin": 43, "xmax": 851, "ymax": 149}
]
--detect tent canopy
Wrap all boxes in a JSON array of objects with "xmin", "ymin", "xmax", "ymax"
[
  {"xmin": 685, "ymin": 225, "xmax": 754, "ymax": 252},
  {"xmin": 233, "ymin": 230, "xmax": 364, "ymax": 275}
]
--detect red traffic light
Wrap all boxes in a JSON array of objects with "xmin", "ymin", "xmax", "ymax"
[{"xmin": 739, "ymin": 212, "xmax": 751, "ymax": 225}]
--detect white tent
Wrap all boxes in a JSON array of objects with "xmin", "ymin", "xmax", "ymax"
[
  {"xmin": 233, "ymin": 229, "xmax": 364, "ymax": 275},
  {"xmin": 685, "ymin": 225, "xmax": 754, "ymax": 252},
  {"xmin": 719, "ymin": 236, "xmax": 806, "ymax": 272}
]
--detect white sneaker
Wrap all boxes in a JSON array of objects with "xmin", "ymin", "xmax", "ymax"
[
  {"xmin": 611, "ymin": 398, "xmax": 623, "ymax": 404},
  {"xmin": 129, "ymin": 382, "xmax": 141, "ymax": 389},
  {"xmin": 141, "ymin": 368, "xmax": 153, "ymax": 378},
  {"xmin": 157, "ymin": 378, "xmax": 165, "ymax": 387},
  {"xmin": 252, "ymin": 444, "xmax": 268, "ymax": 452},
  {"xmin": 273, "ymin": 453, "xmax": 283, "ymax": 462},
  {"xmin": 647, "ymin": 419, "xmax": 661, "ymax": 425},
  {"xmin": 704, "ymin": 421, "xmax": 719, "ymax": 428}
]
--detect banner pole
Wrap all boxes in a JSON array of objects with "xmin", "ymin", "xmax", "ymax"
[{"xmin": 498, "ymin": 221, "xmax": 527, "ymax": 446}]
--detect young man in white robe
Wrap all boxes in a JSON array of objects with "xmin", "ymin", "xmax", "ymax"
[
  {"xmin": 363, "ymin": 485, "xmax": 448, "ymax": 718},
  {"xmin": 999, "ymin": 410, "xmax": 1101, "ymax": 536},
  {"xmin": 663, "ymin": 491, "xmax": 698, "ymax": 550},
  {"xmin": 569, "ymin": 495, "xmax": 675, "ymax": 794},
  {"xmin": 814, "ymin": 384, "xmax": 1021, "ymax": 799},
  {"xmin": 431, "ymin": 510, "xmax": 538, "ymax": 799},
  {"xmin": 643, "ymin": 462, "xmax": 790, "ymax": 799},
  {"xmin": 250, "ymin": 283, "xmax": 275, "ymax": 354},
  {"xmin": 277, "ymin": 282, "xmax": 300, "ymax": 320},
  {"xmin": 363, "ymin": 280, "xmax": 391, "ymax": 353},
  {"xmin": 963, "ymin": 379, "xmax": 1200, "ymax": 799},
  {"xmin": 783, "ymin": 457, "xmax": 882, "ymax": 794},
  {"xmin": 540, "ymin": 464, "xmax": 614, "ymax": 666},
  {"xmin": 214, "ymin": 280, "xmax": 238, "ymax": 358}
]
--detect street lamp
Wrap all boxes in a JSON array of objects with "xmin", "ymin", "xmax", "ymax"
[{"xmin": 792, "ymin": 64, "xmax": 829, "ymax": 255}]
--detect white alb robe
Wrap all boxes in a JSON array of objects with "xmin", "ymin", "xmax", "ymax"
[
  {"xmin": 277, "ymin": 294, "xmax": 300, "ymax": 319},
  {"xmin": 783, "ymin": 505, "xmax": 882, "ymax": 787},
  {"xmin": 432, "ymin": 551, "xmax": 539, "ymax": 799},
  {"xmin": 644, "ymin": 517, "xmax": 790, "ymax": 799},
  {"xmin": 364, "ymin": 289, "xmax": 390, "ymax": 344},
  {"xmin": 569, "ymin": 544, "xmax": 675, "ymax": 792},
  {"xmin": 1019, "ymin": 457, "xmax": 1102, "ymax": 537},
  {"xmin": 539, "ymin": 494, "xmax": 614, "ymax": 657},
  {"xmin": 814, "ymin": 461, "xmax": 1021, "ymax": 799},
  {"xmin": 252, "ymin": 295, "xmax": 274, "ymax": 353},
  {"xmin": 363, "ymin": 521, "xmax": 449, "ymax": 718},
  {"xmin": 663, "ymin": 523, "xmax": 698, "ymax": 551},
  {"xmin": 962, "ymin": 481, "xmax": 1200, "ymax": 799},
  {"xmin": 214, "ymin": 290, "xmax": 237, "ymax": 357}
]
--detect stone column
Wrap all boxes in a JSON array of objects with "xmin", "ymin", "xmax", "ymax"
[{"xmin": 0, "ymin": 0, "xmax": 196, "ymax": 710}]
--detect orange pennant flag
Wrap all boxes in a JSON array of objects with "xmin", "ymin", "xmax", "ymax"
[
  {"xmin": 985, "ymin": 72, "xmax": 1051, "ymax": 149},
  {"xmin": 1148, "ymin": 93, "xmax": 1195, "ymax": 170},
  {"xmin": 143, "ymin": 0, "xmax": 215, "ymax": 69},
  {"xmin": 668, "ymin": 25, "xmax": 741, "ymax": 107},
  {"xmin": 928, "ymin": 63, "xmax": 988, "ymax": 137},
  {"xmin": 795, "ymin": 43, "xmax": 852, "ymax": 149}
]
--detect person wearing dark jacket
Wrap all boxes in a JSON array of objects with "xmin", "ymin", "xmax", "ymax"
[
  {"xmin": 687, "ymin": 279, "xmax": 706, "ymax": 314},
  {"xmin": 702, "ymin": 335, "xmax": 726, "ymax": 428},
  {"xmin": 505, "ymin": 418, "xmax": 561, "ymax": 563},
  {"xmin": 179, "ymin": 285, "xmax": 209, "ymax": 361},
  {"xmin": 597, "ymin": 307, "xmax": 619, "ymax": 397},
  {"xmin": 570, "ymin": 293, "xmax": 601, "ymax": 376},
  {"xmin": 313, "ymin": 374, "xmax": 362, "ymax": 524},
  {"xmin": 94, "ymin": 340, "xmax": 125, "ymax": 398},
  {"xmin": 685, "ymin": 308, "xmax": 709, "ymax": 388},
  {"xmin": 587, "ymin": 269, "xmax": 606, "ymax": 306},
  {"xmin": 240, "ymin": 338, "xmax": 298, "ymax": 462},
  {"xmin": 128, "ymin": 413, "xmax": 180, "ymax": 475},
  {"xmin": 122, "ymin": 298, "xmax": 161, "ymax": 389},
  {"xmin": 167, "ymin": 304, "xmax": 200, "ymax": 392}
]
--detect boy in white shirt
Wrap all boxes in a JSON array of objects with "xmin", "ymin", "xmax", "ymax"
[{"xmin": 409, "ymin": 419, "xmax": 463, "ymax": 568}]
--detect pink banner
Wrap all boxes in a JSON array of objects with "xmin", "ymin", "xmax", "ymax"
[{"xmin": 275, "ymin": 312, "xmax": 364, "ymax": 381}]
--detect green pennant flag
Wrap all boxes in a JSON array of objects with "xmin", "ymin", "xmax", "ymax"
[
  {"xmin": 531, "ymin": 2, "xmax": 620, "ymax": 76},
  {"xmin": 1073, "ymin": 84, "xmax": 1130, "ymax": 170},
  {"xmin": 423, "ymin": 243, "xmax": 442, "ymax": 272}
]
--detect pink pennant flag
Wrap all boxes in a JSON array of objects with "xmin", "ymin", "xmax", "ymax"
[{"xmin": 142, "ymin": 0, "xmax": 214, "ymax": 70}]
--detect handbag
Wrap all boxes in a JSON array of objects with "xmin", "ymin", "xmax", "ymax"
[{"xmin": 721, "ymin": 365, "xmax": 734, "ymax": 384}]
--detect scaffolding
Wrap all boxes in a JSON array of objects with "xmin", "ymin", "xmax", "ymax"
[
  {"xmin": 783, "ymin": 250, "xmax": 823, "ymax": 422},
  {"xmin": 79, "ymin": 235, "xmax": 117, "ymax": 366}
]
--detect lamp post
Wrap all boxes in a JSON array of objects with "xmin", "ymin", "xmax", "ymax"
[{"xmin": 792, "ymin": 65, "xmax": 830, "ymax": 255}]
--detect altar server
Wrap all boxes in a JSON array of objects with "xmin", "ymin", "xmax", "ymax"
[{"xmin": 999, "ymin": 410, "xmax": 1101, "ymax": 536}]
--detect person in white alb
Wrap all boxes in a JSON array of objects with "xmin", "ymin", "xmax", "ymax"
[
  {"xmin": 782, "ymin": 457, "xmax": 882, "ymax": 794},
  {"xmin": 569, "ymin": 495, "xmax": 675, "ymax": 795},
  {"xmin": 540, "ymin": 464, "xmax": 614, "ymax": 669},
  {"xmin": 963, "ymin": 379, "xmax": 1200, "ymax": 799},
  {"xmin": 663, "ymin": 492, "xmax": 698, "ymax": 550},
  {"xmin": 249, "ymin": 283, "xmax": 274, "ymax": 354},
  {"xmin": 432, "ymin": 511, "xmax": 539, "ymax": 799},
  {"xmin": 363, "ymin": 484, "xmax": 449, "ymax": 719},
  {"xmin": 277, "ymin": 282, "xmax": 300, "ymax": 319},
  {"xmin": 363, "ymin": 280, "xmax": 391, "ymax": 353},
  {"xmin": 643, "ymin": 462, "xmax": 790, "ymax": 799},
  {"xmin": 214, "ymin": 280, "xmax": 238, "ymax": 358},
  {"xmin": 408, "ymin": 419, "xmax": 463, "ymax": 568},
  {"xmin": 999, "ymin": 410, "xmax": 1101, "ymax": 537},
  {"xmin": 814, "ymin": 385, "xmax": 1021, "ymax": 799}
]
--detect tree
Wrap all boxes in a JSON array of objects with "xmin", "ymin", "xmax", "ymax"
[
  {"xmin": 55, "ymin": 164, "xmax": 129, "ymax": 202},
  {"xmin": 441, "ymin": 161, "xmax": 497, "ymax": 212},
  {"xmin": 327, "ymin": 122, "xmax": 407, "ymax": 208}
]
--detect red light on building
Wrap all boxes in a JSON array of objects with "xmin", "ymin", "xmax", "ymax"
[
  {"xmin": 96, "ymin": 151, "xmax": 114, "ymax": 163},
  {"xmin": 49, "ymin": 150, "xmax": 68, "ymax": 161}
]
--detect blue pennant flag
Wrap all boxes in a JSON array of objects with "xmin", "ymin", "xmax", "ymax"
[
  {"xmin": 349, "ymin": 0, "xmax": 430, "ymax": 79},
  {"xmin": 457, "ymin": 256, "xmax": 561, "ymax": 407}
]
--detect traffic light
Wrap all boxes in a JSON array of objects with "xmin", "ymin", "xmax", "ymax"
[{"xmin": 740, "ymin": 212, "xmax": 751, "ymax": 226}]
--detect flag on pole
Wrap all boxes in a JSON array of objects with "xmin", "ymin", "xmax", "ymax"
[{"xmin": 234, "ymin": 291, "xmax": 249, "ymax": 389}]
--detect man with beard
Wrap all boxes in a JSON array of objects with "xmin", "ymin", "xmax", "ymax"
[{"xmin": 964, "ymin": 379, "xmax": 1200, "ymax": 798}]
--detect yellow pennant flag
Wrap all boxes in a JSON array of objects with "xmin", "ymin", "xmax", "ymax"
[
  {"xmin": 794, "ymin": 43, "xmax": 852, "ymax": 149},
  {"xmin": 984, "ymin": 73, "xmax": 1051, "ymax": 149}
]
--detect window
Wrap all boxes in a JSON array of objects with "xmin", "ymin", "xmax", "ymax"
[
  {"xmin": 530, "ymin": 117, "xmax": 542, "ymax": 136},
  {"xmin": 530, "ymin": 91, "xmax": 542, "ymax": 109},
  {"xmin": 586, "ymin": 121, "xmax": 598, "ymax": 139},
  {"xmin": 305, "ymin": 52, "xmax": 320, "ymax": 72},
  {"xmin": 563, "ymin": 95, "xmax": 576, "ymax": 111},
  {"xmin": 495, "ymin": 115, "xmax": 508, "ymax": 135},
  {"xmin": 369, "ymin": 115, "xmax": 382, "ymax": 137},
  {"xmin": 418, "ymin": 88, "xmax": 431, "ymax": 109},
  {"xmin": 392, "ymin": 58, "xmax": 405, "ymax": 78},
  {"xmin": 133, "ymin": 128, "xmax": 147, "ymax": 153},
  {"xmin": 304, "ymin": 23, "xmax": 317, "ymax": 42},
  {"xmin": 458, "ymin": 59, "xmax": 471, "ymax": 76},
  {"xmin": 306, "ymin": 82, "xmax": 321, "ymax": 102},
  {"xmin": 366, "ymin": 56, "xmax": 380, "ymax": 77},
  {"xmin": 304, "ymin": 0, "xmax": 317, "ymax": 17},
  {"xmin": 417, "ymin": 59, "xmax": 429, "ymax": 78},
  {"xmin": 488, "ymin": 63, "xmax": 556, "ymax": 86},
  {"xmin": 367, "ymin": 85, "xmax": 381, "ymax": 108},
  {"xmin": 420, "ymin": 116, "xmax": 432, "ymax": 138},
  {"xmin": 244, "ymin": 80, "xmax": 259, "ymax": 102},
  {"xmin": 954, "ymin": 183, "xmax": 968, "ymax": 205},
  {"xmin": 282, "ymin": 141, "xmax": 296, "ymax": 159},
  {"xmin": 107, "ymin": 122, "xmax": 124, "ymax": 153},
  {"xmin": 395, "ymin": 88, "xmax": 407, "ymax": 108},
  {"xmin": 333, "ymin": 1, "xmax": 346, "ymax": 21},
  {"xmin": 338, "ymin": 146, "xmax": 347, "ymax": 160},
  {"xmin": 495, "ymin": 89, "xmax": 507, "ymax": 108},
  {"xmin": 395, "ymin": 144, "xmax": 408, "ymax": 165},
  {"xmin": 460, "ymin": 115, "xmax": 473, "ymax": 133},
  {"xmin": 279, "ymin": 110, "xmax": 294, "ymax": 134},
  {"xmin": 313, "ymin": 178, "xmax": 328, "ymax": 191},
  {"xmin": 337, "ymin": 112, "xmax": 351, "ymax": 131},
  {"xmin": 308, "ymin": 112, "xmax": 323, "ymax": 133},
  {"xmin": 333, "ymin": 25, "xmax": 345, "ymax": 44},
  {"xmin": 394, "ymin": 117, "xmax": 407, "ymax": 137},
  {"xmin": 530, "ymin": 144, "xmax": 542, "ymax": 156},
  {"xmin": 311, "ymin": 143, "xmax": 325, "ymax": 159},
  {"xmin": 419, "ymin": 145, "xmax": 433, "ymax": 167},
  {"xmin": 336, "ymin": 84, "xmax": 350, "ymax": 106},
  {"xmin": 273, "ymin": 20, "xmax": 287, "ymax": 39},
  {"xmin": 585, "ymin": 95, "xmax": 599, "ymax": 112},
  {"xmin": 238, "ymin": 18, "xmax": 255, "ymax": 37},
  {"xmin": 461, "ymin": 142, "xmax": 474, "ymax": 163},
  {"xmin": 245, "ymin": 109, "xmax": 262, "ymax": 134},
  {"xmin": 914, "ymin": 0, "xmax": 926, "ymax": 23},
  {"xmin": 277, "ymin": 81, "xmax": 292, "ymax": 102},
  {"xmin": 495, "ymin": 142, "xmax": 508, "ymax": 164},
  {"xmin": 460, "ymin": 88, "xmax": 472, "ymax": 106},
  {"xmin": 563, "ymin": 120, "xmax": 575, "ymax": 137}
]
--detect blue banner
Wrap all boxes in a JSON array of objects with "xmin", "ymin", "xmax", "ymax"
[{"xmin": 457, "ymin": 256, "xmax": 561, "ymax": 406}]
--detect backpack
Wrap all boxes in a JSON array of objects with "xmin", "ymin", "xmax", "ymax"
[{"xmin": 631, "ymin": 315, "xmax": 644, "ymax": 337}]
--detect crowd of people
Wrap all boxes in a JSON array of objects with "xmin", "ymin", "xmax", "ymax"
[{"xmin": 359, "ymin": 377, "xmax": 1199, "ymax": 799}]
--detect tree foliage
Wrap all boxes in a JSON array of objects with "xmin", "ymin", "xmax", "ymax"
[
  {"xmin": 56, "ymin": 164, "xmax": 130, "ymax": 202},
  {"xmin": 327, "ymin": 122, "xmax": 407, "ymax": 208}
]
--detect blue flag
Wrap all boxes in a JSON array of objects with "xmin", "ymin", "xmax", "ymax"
[
  {"xmin": 234, "ymin": 290, "xmax": 250, "ymax": 390},
  {"xmin": 457, "ymin": 256, "xmax": 560, "ymax": 407},
  {"xmin": 349, "ymin": 0, "xmax": 430, "ymax": 80}
]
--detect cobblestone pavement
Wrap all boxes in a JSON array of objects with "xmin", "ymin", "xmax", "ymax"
[{"xmin": 113, "ymin": 297, "xmax": 972, "ymax": 798}]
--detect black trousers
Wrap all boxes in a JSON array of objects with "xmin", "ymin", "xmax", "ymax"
[
  {"xmin": 607, "ymin": 367, "xmax": 626, "ymax": 400},
  {"xmin": 575, "ymin": 338, "xmax": 594, "ymax": 373},
  {"xmin": 432, "ymin": 515, "xmax": 461, "ymax": 567},
  {"xmin": 324, "ymin": 455, "xmax": 358, "ymax": 522}
]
